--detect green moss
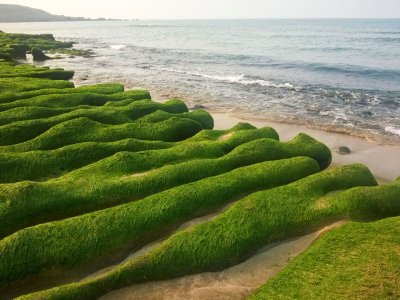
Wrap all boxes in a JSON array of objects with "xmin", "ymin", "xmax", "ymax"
[
  {"xmin": 0, "ymin": 126, "xmax": 270, "ymax": 183},
  {"xmin": 187, "ymin": 122, "xmax": 263, "ymax": 142},
  {"xmin": 0, "ymin": 133, "xmax": 331, "ymax": 238},
  {"xmin": 19, "ymin": 165, "xmax": 396, "ymax": 300},
  {"xmin": 0, "ymin": 106, "xmax": 91, "ymax": 125},
  {"xmin": 0, "ymin": 32, "xmax": 73, "ymax": 61},
  {"xmin": 137, "ymin": 109, "xmax": 214, "ymax": 129},
  {"xmin": 0, "ymin": 63, "xmax": 74, "ymax": 80},
  {"xmin": 0, "ymin": 100, "xmax": 192, "ymax": 145},
  {"xmin": 0, "ymin": 77, "xmax": 74, "ymax": 94},
  {"xmin": 103, "ymin": 98, "xmax": 139, "ymax": 107},
  {"xmin": 0, "ymin": 139, "xmax": 171, "ymax": 183},
  {"xmin": 0, "ymin": 83, "xmax": 124, "ymax": 105},
  {"xmin": 250, "ymin": 216, "xmax": 400, "ymax": 300},
  {"xmin": 0, "ymin": 33, "xmax": 73, "ymax": 53},
  {"xmin": 4, "ymin": 68, "xmax": 74, "ymax": 80},
  {"xmin": 31, "ymin": 47, "xmax": 50, "ymax": 61},
  {"xmin": 0, "ymin": 117, "xmax": 204, "ymax": 152},
  {"xmin": 0, "ymin": 90, "xmax": 151, "ymax": 112},
  {"xmin": 0, "ymin": 49, "xmax": 13, "ymax": 61},
  {"xmin": 9, "ymin": 44, "xmax": 29, "ymax": 58},
  {"xmin": 0, "ymin": 157, "xmax": 319, "ymax": 287}
]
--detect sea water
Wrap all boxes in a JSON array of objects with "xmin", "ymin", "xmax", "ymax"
[{"xmin": 1, "ymin": 19, "xmax": 399, "ymax": 141}]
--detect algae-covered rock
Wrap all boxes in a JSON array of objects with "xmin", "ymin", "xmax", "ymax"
[
  {"xmin": 10, "ymin": 44, "xmax": 29, "ymax": 58},
  {"xmin": 31, "ymin": 47, "xmax": 50, "ymax": 61},
  {"xmin": 19, "ymin": 164, "xmax": 387, "ymax": 299},
  {"xmin": 250, "ymin": 217, "xmax": 400, "ymax": 299},
  {"xmin": 0, "ymin": 157, "xmax": 318, "ymax": 287}
]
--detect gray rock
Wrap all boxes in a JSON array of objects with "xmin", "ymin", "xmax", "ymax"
[
  {"xmin": 190, "ymin": 104, "xmax": 206, "ymax": 110},
  {"xmin": 335, "ymin": 146, "xmax": 351, "ymax": 155}
]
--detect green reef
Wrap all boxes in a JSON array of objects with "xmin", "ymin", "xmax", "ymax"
[
  {"xmin": 0, "ymin": 157, "xmax": 318, "ymax": 286},
  {"xmin": 250, "ymin": 215, "xmax": 400, "ymax": 299},
  {"xmin": 0, "ymin": 31, "xmax": 398, "ymax": 300}
]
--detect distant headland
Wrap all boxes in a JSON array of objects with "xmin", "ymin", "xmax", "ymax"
[{"xmin": 0, "ymin": 4, "xmax": 124, "ymax": 22}]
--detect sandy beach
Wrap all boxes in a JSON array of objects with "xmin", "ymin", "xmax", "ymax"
[{"xmin": 212, "ymin": 111, "xmax": 400, "ymax": 183}]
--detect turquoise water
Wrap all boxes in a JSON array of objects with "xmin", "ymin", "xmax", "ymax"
[{"xmin": 1, "ymin": 19, "xmax": 400, "ymax": 141}]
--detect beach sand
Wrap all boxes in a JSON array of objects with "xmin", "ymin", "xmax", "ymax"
[
  {"xmin": 100, "ymin": 110, "xmax": 400, "ymax": 299},
  {"xmin": 212, "ymin": 111, "xmax": 400, "ymax": 183}
]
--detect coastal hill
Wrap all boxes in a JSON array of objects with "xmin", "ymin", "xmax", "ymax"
[{"xmin": 0, "ymin": 4, "xmax": 119, "ymax": 22}]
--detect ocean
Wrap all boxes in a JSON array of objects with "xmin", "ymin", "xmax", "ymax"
[{"xmin": 1, "ymin": 19, "xmax": 400, "ymax": 142}]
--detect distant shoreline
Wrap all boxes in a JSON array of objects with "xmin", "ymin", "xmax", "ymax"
[
  {"xmin": 0, "ymin": 19, "xmax": 127, "ymax": 23},
  {"xmin": 0, "ymin": 4, "xmax": 128, "ymax": 23}
]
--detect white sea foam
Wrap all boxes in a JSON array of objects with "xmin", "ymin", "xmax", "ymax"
[
  {"xmin": 110, "ymin": 45, "xmax": 127, "ymax": 50},
  {"xmin": 154, "ymin": 67, "xmax": 295, "ymax": 89},
  {"xmin": 385, "ymin": 126, "xmax": 400, "ymax": 136},
  {"xmin": 193, "ymin": 72, "xmax": 246, "ymax": 83},
  {"xmin": 240, "ymin": 79, "xmax": 295, "ymax": 89},
  {"xmin": 193, "ymin": 72, "xmax": 295, "ymax": 89}
]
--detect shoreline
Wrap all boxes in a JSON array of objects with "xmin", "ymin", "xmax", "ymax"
[
  {"xmin": 83, "ymin": 75, "xmax": 400, "ymax": 147},
  {"xmin": 211, "ymin": 110, "xmax": 400, "ymax": 182},
  {"xmin": 36, "ymin": 60, "xmax": 400, "ymax": 148}
]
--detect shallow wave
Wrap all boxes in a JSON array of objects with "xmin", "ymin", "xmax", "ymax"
[
  {"xmin": 237, "ymin": 59, "xmax": 400, "ymax": 81},
  {"xmin": 127, "ymin": 24, "xmax": 214, "ymax": 28},
  {"xmin": 385, "ymin": 126, "xmax": 400, "ymax": 136},
  {"xmin": 105, "ymin": 43, "xmax": 400, "ymax": 83},
  {"xmin": 372, "ymin": 36, "xmax": 400, "ymax": 42},
  {"xmin": 152, "ymin": 67, "xmax": 296, "ymax": 90},
  {"xmin": 299, "ymin": 46, "xmax": 362, "ymax": 52},
  {"xmin": 110, "ymin": 45, "xmax": 127, "ymax": 50},
  {"xmin": 298, "ymin": 63, "xmax": 400, "ymax": 80}
]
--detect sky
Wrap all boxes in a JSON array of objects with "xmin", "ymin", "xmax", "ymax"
[{"xmin": 1, "ymin": 0, "xmax": 400, "ymax": 19}]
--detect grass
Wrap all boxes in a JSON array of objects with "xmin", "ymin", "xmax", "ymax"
[
  {"xmin": 0, "ymin": 133, "xmax": 330, "ymax": 238},
  {"xmin": 0, "ymin": 83, "xmax": 124, "ymax": 105},
  {"xmin": 0, "ymin": 125, "xmax": 272, "ymax": 183},
  {"xmin": 0, "ymin": 100, "xmax": 199, "ymax": 145},
  {"xmin": 19, "ymin": 164, "xmax": 400, "ymax": 299},
  {"xmin": 0, "ymin": 156, "xmax": 319, "ymax": 287},
  {"xmin": 250, "ymin": 216, "xmax": 400, "ymax": 300}
]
